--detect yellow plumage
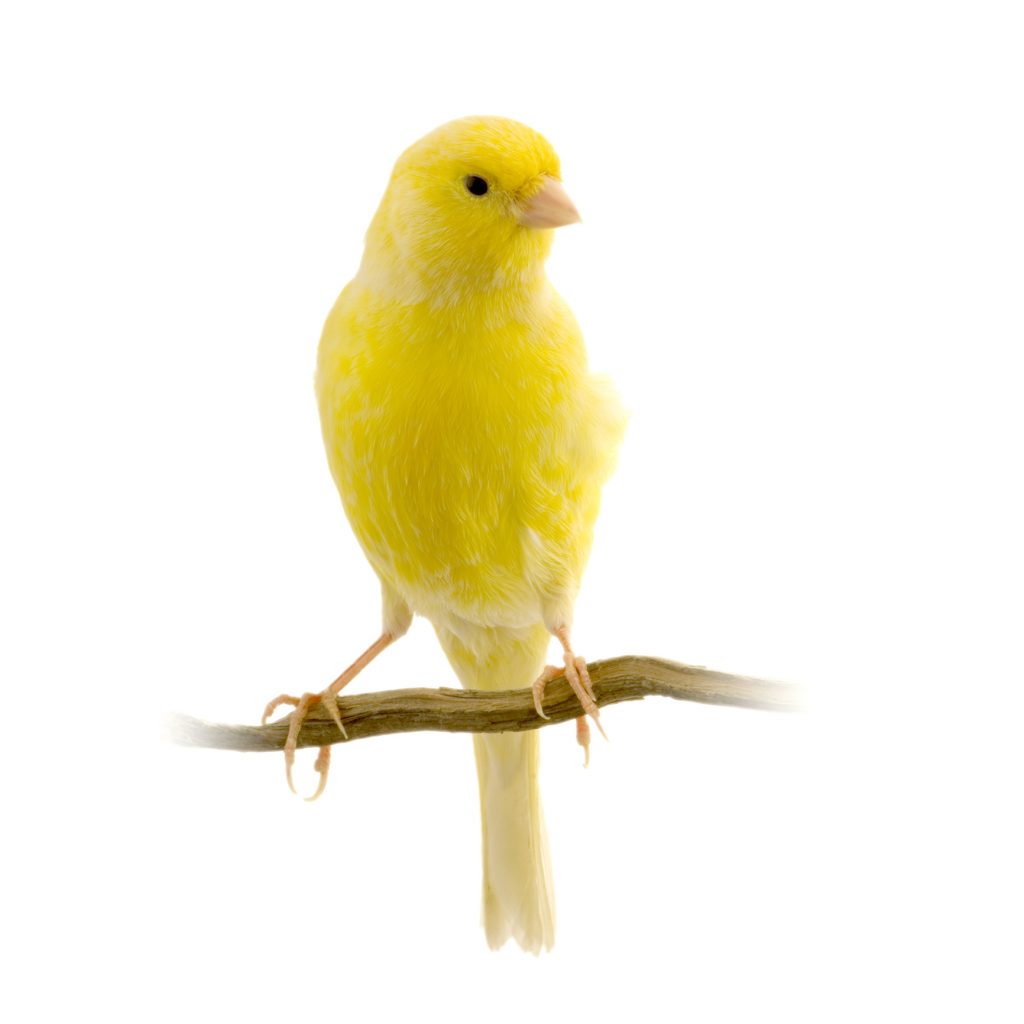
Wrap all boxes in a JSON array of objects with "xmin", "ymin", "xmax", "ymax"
[{"xmin": 314, "ymin": 116, "xmax": 624, "ymax": 952}]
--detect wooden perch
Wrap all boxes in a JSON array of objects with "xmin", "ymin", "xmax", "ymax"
[{"xmin": 165, "ymin": 656, "xmax": 803, "ymax": 753}]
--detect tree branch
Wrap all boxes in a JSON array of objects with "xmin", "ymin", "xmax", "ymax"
[{"xmin": 165, "ymin": 656, "xmax": 803, "ymax": 753}]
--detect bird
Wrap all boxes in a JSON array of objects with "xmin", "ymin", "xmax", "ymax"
[{"xmin": 262, "ymin": 116, "xmax": 625, "ymax": 953}]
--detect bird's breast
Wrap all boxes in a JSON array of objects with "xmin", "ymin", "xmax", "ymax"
[{"xmin": 316, "ymin": 286, "xmax": 590, "ymax": 628}]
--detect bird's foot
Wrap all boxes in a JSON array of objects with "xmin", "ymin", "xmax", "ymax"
[
  {"xmin": 259, "ymin": 631, "xmax": 396, "ymax": 801},
  {"xmin": 530, "ymin": 653, "xmax": 604, "ymax": 732},
  {"xmin": 261, "ymin": 688, "xmax": 346, "ymax": 801},
  {"xmin": 531, "ymin": 627, "xmax": 607, "ymax": 763}
]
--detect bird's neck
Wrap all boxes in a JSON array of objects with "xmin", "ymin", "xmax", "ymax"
[
  {"xmin": 357, "ymin": 218, "xmax": 550, "ymax": 320},
  {"xmin": 359, "ymin": 271, "xmax": 555, "ymax": 342}
]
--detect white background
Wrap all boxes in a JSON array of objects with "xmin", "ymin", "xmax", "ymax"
[{"xmin": 2, "ymin": 1, "xmax": 1021, "ymax": 1021}]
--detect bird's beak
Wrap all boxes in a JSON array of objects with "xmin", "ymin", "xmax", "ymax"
[{"xmin": 517, "ymin": 177, "xmax": 581, "ymax": 229}]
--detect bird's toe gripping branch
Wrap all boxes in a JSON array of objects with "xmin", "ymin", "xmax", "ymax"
[
  {"xmin": 260, "ymin": 632, "xmax": 397, "ymax": 801},
  {"xmin": 261, "ymin": 690, "xmax": 344, "ymax": 801},
  {"xmin": 531, "ymin": 627, "xmax": 607, "ymax": 767}
]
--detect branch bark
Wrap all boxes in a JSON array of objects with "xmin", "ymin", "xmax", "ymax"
[{"xmin": 165, "ymin": 656, "xmax": 803, "ymax": 753}]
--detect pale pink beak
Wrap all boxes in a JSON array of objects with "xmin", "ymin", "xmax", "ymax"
[{"xmin": 517, "ymin": 177, "xmax": 581, "ymax": 228}]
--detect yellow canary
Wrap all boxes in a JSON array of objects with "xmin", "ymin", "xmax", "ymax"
[{"xmin": 264, "ymin": 116, "xmax": 625, "ymax": 952}]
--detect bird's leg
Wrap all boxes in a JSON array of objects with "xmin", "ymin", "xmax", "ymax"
[
  {"xmin": 531, "ymin": 626, "xmax": 607, "ymax": 760},
  {"xmin": 261, "ymin": 632, "xmax": 395, "ymax": 800}
]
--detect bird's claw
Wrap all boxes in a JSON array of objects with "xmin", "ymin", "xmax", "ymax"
[
  {"xmin": 531, "ymin": 664, "xmax": 561, "ymax": 720},
  {"xmin": 532, "ymin": 645, "xmax": 606, "ymax": 765},
  {"xmin": 562, "ymin": 652, "xmax": 606, "ymax": 738},
  {"xmin": 263, "ymin": 688, "xmax": 347, "ymax": 801},
  {"xmin": 260, "ymin": 633, "xmax": 394, "ymax": 801}
]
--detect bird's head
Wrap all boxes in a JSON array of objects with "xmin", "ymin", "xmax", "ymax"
[{"xmin": 359, "ymin": 116, "xmax": 580, "ymax": 306}]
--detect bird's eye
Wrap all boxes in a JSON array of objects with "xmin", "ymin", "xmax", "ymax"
[{"xmin": 465, "ymin": 175, "xmax": 489, "ymax": 196}]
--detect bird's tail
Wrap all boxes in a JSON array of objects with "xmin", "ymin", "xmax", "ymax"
[
  {"xmin": 473, "ymin": 729, "xmax": 555, "ymax": 953},
  {"xmin": 436, "ymin": 623, "xmax": 555, "ymax": 954}
]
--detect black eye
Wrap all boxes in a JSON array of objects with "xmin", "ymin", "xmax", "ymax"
[{"xmin": 465, "ymin": 175, "xmax": 489, "ymax": 196}]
